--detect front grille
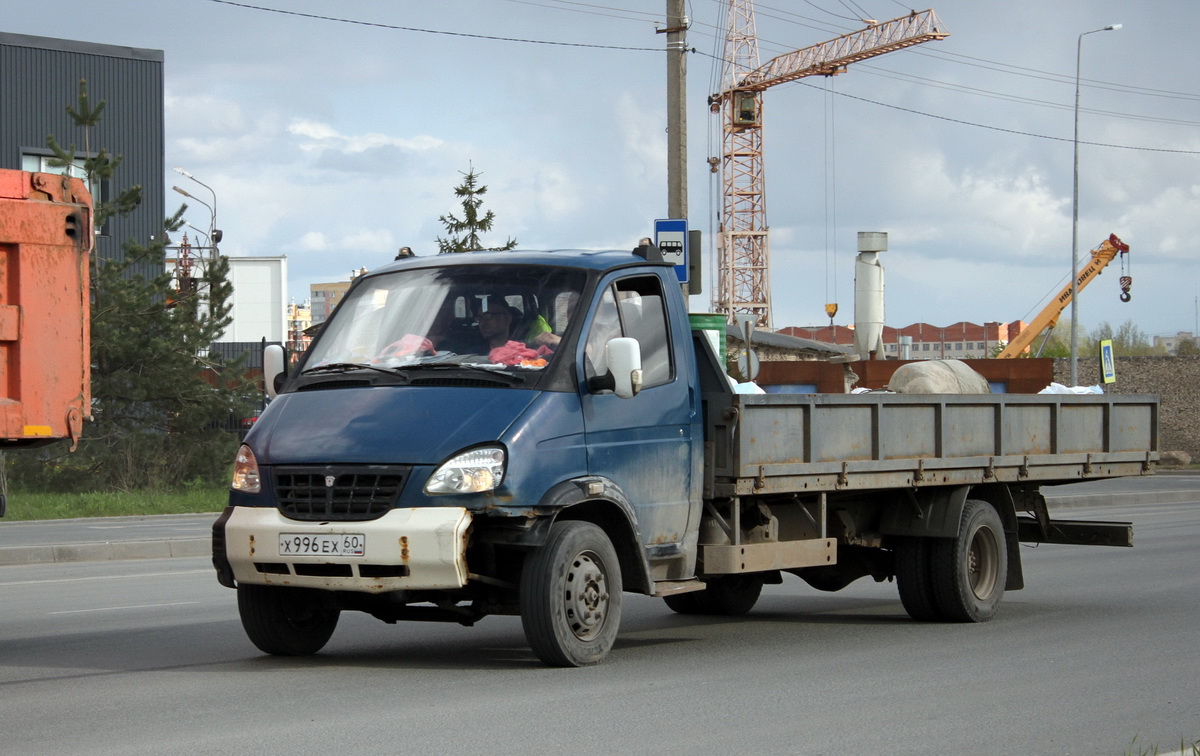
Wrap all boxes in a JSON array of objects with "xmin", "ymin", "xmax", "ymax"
[
  {"xmin": 409, "ymin": 376, "xmax": 513, "ymax": 388},
  {"xmin": 295, "ymin": 379, "xmax": 372, "ymax": 391},
  {"xmin": 273, "ymin": 465, "xmax": 410, "ymax": 521}
]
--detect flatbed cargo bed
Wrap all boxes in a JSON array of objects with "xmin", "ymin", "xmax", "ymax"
[{"xmin": 705, "ymin": 392, "xmax": 1158, "ymax": 498}]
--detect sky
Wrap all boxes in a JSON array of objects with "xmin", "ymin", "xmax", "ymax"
[{"xmin": 6, "ymin": 0, "xmax": 1199, "ymax": 340}]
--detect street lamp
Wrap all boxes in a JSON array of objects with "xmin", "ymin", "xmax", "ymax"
[
  {"xmin": 173, "ymin": 167, "xmax": 221, "ymax": 256},
  {"xmin": 1070, "ymin": 23, "xmax": 1121, "ymax": 386},
  {"xmin": 185, "ymin": 223, "xmax": 210, "ymax": 246},
  {"xmin": 172, "ymin": 185, "xmax": 216, "ymax": 245}
]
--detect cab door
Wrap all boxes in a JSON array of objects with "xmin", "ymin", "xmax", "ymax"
[{"xmin": 578, "ymin": 272, "xmax": 701, "ymax": 579}]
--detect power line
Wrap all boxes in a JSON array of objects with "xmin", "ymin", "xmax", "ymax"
[
  {"xmin": 212, "ymin": 0, "xmax": 1200, "ymax": 144},
  {"xmin": 855, "ymin": 66, "xmax": 1200, "ymax": 128},
  {"xmin": 694, "ymin": 2, "xmax": 1199, "ymax": 135},
  {"xmin": 837, "ymin": 0, "xmax": 873, "ymax": 22},
  {"xmin": 206, "ymin": 0, "xmax": 662, "ymax": 51},
  {"xmin": 798, "ymin": 0, "xmax": 860, "ymax": 23},
  {"xmin": 746, "ymin": 1, "xmax": 1200, "ymax": 103},
  {"xmin": 492, "ymin": 0, "xmax": 661, "ymax": 24},
  {"xmin": 913, "ymin": 48, "xmax": 1200, "ymax": 102},
  {"xmin": 796, "ymin": 81, "xmax": 1200, "ymax": 155}
]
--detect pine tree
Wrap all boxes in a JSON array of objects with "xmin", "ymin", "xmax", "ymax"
[
  {"xmin": 436, "ymin": 164, "xmax": 517, "ymax": 253},
  {"xmin": 10, "ymin": 80, "xmax": 253, "ymax": 491}
]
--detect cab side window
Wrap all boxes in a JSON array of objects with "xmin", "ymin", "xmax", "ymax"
[
  {"xmin": 583, "ymin": 276, "xmax": 673, "ymax": 389},
  {"xmin": 615, "ymin": 277, "xmax": 672, "ymax": 388},
  {"xmin": 584, "ymin": 287, "xmax": 620, "ymax": 381}
]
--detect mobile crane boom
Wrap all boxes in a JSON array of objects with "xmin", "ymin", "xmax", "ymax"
[{"xmin": 998, "ymin": 234, "xmax": 1130, "ymax": 359}]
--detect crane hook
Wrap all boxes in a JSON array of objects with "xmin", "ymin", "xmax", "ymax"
[{"xmin": 1119, "ymin": 275, "xmax": 1132, "ymax": 302}]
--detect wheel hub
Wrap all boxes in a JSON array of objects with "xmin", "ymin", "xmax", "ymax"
[
  {"xmin": 564, "ymin": 552, "xmax": 609, "ymax": 639},
  {"xmin": 967, "ymin": 527, "xmax": 999, "ymax": 601}
]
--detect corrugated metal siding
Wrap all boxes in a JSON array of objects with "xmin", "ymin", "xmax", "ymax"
[
  {"xmin": 0, "ymin": 33, "xmax": 164, "ymax": 280},
  {"xmin": 210, "ymin": 342, "xmax": 284, "ymax": 369}
]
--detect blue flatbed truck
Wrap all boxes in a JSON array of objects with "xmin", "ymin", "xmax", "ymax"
[{"xmin": 212, "ymin": 248, "xmax": 1158, "ymax": 666}]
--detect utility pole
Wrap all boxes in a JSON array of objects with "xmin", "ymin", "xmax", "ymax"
[{"xmin": 664, "ymin": 0, "xmax": 687, "ymax": 220}]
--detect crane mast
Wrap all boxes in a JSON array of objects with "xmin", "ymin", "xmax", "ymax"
[{"xmin": 713, "ymin": 4, "xmax": 947, "ymax": 327}]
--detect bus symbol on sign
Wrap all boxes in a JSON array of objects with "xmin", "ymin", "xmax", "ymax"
[{"xmin": 659, "ymin": 240, "xmax": 684, "ymax": 266}]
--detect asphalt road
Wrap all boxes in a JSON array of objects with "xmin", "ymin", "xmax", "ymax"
[
  {"xmin": 1, "ymin": 499, "xmax": 1197, "ymax": 755},
  {"xmin": 3, "ymin": 474, "xmax": 1199, "ymax": 566}
]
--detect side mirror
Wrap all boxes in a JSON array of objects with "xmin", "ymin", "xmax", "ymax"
[
  {"xmin": 606, "ymin": 337, "xmax": 643, "ymax": 399},
  {"xmin": 264, "ymin": 344, "xmax": 286, "ymax": 399}
]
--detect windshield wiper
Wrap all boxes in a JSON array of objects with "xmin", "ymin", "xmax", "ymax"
[
  {"xmin": 390, "ymin": 362, "xmax": 526, "ymax": 385},
  {"xmin": 302, "ymin": 361, "xmax": 526, "ymax": 385},
  {"xmin": 300, "ymin": 362, "xmax": 400, "ymax": 377}
]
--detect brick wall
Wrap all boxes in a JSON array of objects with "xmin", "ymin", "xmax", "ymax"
[{"xmin": 1053, "ymin": 356, "xmax": 1200, "ymax": 458}]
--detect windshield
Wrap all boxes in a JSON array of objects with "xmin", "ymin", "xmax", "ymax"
[{"xmin": 303, "ymin": 264, "xmax": 587, "ymax": 374}]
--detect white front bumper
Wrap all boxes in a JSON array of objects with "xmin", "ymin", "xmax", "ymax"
[{"xmin": 224, "ymin": 506, "xmax": 472, "ymax": 593}]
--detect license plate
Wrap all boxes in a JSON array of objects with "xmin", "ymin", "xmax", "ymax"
[{"xmin": 278, "ymin": 533, "xmax": 366, "ymax": 557}]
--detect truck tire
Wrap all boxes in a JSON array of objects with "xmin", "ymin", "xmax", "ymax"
[
  {"xmin": 662, "ymin": 591, "xmax": 704, "ymax": 614},
  {"xmin": 929, "ymin": 499, "xmax": 1007, "ymax": 623},
  {"xmin": 895, "ymin": 536, "xmax": 942, "ymax": 621},
  {"xmin": 664, "ymin": 575, "xmax": 763, "ymax": 616},
  {"xmin": 520, "ymin": 521, "xmax": 622, "ymax": 667},
  {"xmin": 237, "ymin": 584, "xmax": 340, "ymax": 656}
]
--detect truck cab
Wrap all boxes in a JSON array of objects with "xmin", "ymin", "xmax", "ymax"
[{"xmin": 215, "ymin": 249, "xmax": 705, "ymax": 665}]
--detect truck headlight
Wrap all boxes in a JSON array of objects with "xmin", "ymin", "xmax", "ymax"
[
  {"xmin": 425, "ymin": 446, "xmax": 505, "ymax": 494},
  {"xmin": 231, "ymin": 444, "xmax": 261, "ymax": 493}
]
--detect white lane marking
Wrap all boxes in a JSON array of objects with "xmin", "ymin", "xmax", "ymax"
[
  {"xmin": 49, "ymin": 601, "xmax": 200, "ymax": 615},
  {"xmin": 0, "ymin": 569, "xmax": 211, "ymax": 587},
  {"xmin": 87, "ymin": 528, "xmax": 211, "ymax": 532}
]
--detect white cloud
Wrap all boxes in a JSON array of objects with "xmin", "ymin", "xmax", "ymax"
[
  {"xmin": 287, "ymin": 119, "xmax": 442, "ymax": 154},
  {"xmin": 617, "ymin": 91, "xmax": 666, "ymax": 186},
  {"xmin": 298, "ymin": 232, "xmax": 329, "ymax": 251},
  {"xmin": 15, "ymin": 0, "xmax": 1195, "ymax": 335},
  {"xmin": 339, "ymin": 229, "xmax": 394, "ymax": 252},
  {"xmin": 867, "ymin": 150, "xmax": 1067, "ymax": 256},
  {"xmin": 1115, "ymin": 183, "xmax": 1200, "ymax": 259}
]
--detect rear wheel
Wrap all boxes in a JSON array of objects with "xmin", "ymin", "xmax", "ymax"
[
  {"xmin": 520, "ymin": 521, "xmax": 622, "ymax": 667},
  {"xmin": 662, "ymin": 591, "xmax": 704, "ymax": 614},
  {"xmin": 930, "ymin": 499, "xmax": 1007, "ymax": 622},
  {"xmin": 237, "ymin": 584, "xmax": 340, "ymax": 655},
  {"xmin": 895, "ymin": 536, "xmax": 942, "ymax": 621},
  {"xmin": 664, "ymin": 575, "xmax": 764, "ymax": 616}
]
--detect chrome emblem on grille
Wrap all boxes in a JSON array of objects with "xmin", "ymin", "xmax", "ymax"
[{"xmin": 325, "ymin": 475, "xmax": 336, "ymax": 487}]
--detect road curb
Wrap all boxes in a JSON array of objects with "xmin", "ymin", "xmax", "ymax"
[
  {"xmin": 1044, "ymin": 489, "xmax": 1199, "ymax": 509},
  {"xmin": 1, "ymin": 485, "xmax": 1194, "ymax": 567},
  {"xmin": 0, "ymin": 537, "xmax": 210, "ymax": 566}
]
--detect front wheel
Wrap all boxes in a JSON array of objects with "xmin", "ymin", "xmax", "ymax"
[
  {"xmin": 930, "ymin": 499, "xmax": 1007, "ymax": 623},
  {"xmin": 520, "ymin": 521, "xmax": 622, "ymax": 667},
  {"xmin": 237, "ymin": 584, "xmax": 340, "ymax": 656}
]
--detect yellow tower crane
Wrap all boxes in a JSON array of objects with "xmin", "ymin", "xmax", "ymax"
[{"xmin": 712, "ymin": 4, "xmax": 948, "ymax": 327}]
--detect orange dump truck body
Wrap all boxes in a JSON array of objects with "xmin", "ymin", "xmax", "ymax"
[{"xmin": 0, "ymin": 169, "xmax": 92, "ymax": 449}]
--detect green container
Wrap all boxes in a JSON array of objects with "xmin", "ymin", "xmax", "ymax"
[{"xmin": 689, "ymin": 312, "xmax": 727, "ymax": 366}]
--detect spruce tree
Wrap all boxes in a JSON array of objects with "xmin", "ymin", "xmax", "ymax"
[
  {"xmin": 10, "ymin": 80, "xmax": 252, "ymax": 491},
  {"xmin": 436, "ymin": 164, "xmax": 517, "ymax": 253}
]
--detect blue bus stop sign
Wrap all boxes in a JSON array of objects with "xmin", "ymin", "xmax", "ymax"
[{"xmin": 654, "ymin": 218, "xmax": 688, "ymax": 283}]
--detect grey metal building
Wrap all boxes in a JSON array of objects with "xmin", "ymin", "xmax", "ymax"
[{"xmin": 0, "ymin": 32, "xmax": 164, "ymax": 279}]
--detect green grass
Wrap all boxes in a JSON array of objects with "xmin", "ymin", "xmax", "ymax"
[
  {"xmin": 1124, "ymin": 737, "xmax": 1200, "ymax": 756},
  {"xmin": 2, "ymin": 485, "xmax": 229, "ymax": 521}
]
